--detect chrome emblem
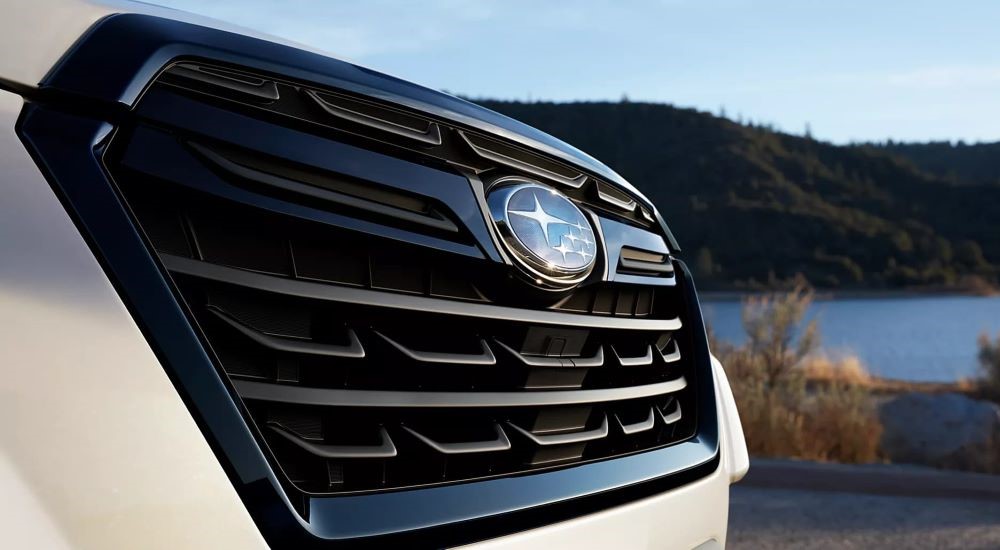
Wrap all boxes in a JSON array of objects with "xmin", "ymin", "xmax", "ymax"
[{"xmin": 488, "ymin": 181, "xmax": 598, "ymax": 287}]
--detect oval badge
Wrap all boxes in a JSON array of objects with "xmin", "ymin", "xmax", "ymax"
[{"xmin": 488, "ymin": 182, "xmax": 598, "ymax": 287}]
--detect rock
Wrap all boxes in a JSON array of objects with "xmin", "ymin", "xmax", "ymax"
[{"xmin": 878, "ymin": 392, "xmax": 1000, "ymax": 470}]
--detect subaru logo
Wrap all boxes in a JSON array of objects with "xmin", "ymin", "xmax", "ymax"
[{"xmin": 488, "ymin": 181, "xmax": 598, "ymax": 288}]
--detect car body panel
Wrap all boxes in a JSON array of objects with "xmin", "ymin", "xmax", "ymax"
[{"xmin": 0, "ymin": 89, "xmax": 268, "ymax": 549}]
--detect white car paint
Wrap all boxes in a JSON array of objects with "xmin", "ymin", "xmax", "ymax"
[{"xmin": 0, "ymin": 89, "xmax": 268, "ymax": 549}]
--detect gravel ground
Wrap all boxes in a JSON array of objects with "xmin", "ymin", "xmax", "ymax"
[{"xmin": 728, "ymin": 486, "xmax": 1000, "ymax": 549}]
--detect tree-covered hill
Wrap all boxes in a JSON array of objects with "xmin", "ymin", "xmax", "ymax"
[
  {"xmin": 474, "ymin": 99, "xmax": 1000, "ymax": 291},
  {"xmin": 866, "ymin": 141, "xmax": 1000, "ymax": 187}
]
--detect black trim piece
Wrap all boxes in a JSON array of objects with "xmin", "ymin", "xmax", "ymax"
[
  {"xmin": 306, "ymin": 442, "xmax": 718, "ymax": 543},
  {"xmin": 162, "ymin": 254, "xmax": 684, "ymax": 332},
  {"xmin": 619, "ymin": 246, "xmax": 675, "ymax": 275},
  {"xmin": 170, "ymin": 62, "xmax": 281, "ymax": 102},
  {"xmin": 305, "ymin": 89, "xmax": 443, "ymax": 146},
  {"xmin": 458, "ymin": 130, "xmax": 588, "ymax": 189},
  {"xmin": 234, "ymin": 377, "xmax": 688, "ymax": 408},
  {"xmin": 188, "ymin": 142, "xmax": 460, "ymax": 234}
]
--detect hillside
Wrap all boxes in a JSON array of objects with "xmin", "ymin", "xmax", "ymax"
[
  {"xmin": 474, "ymin": 99, "xmax": 1000, "ymax": 291},
  {"xmin": 867, "ymin": 141, "xmax": 1000, "ymax": 187}
]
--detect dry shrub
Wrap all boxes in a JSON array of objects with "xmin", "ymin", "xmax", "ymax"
[
  {"xmin": 803, "ymin": 381, "xmax": 882, "ymax": 463},
  {"xmin": 716, "ymin": 283, "xmax": 882, "ymax": 463},
  {"xmin": 802, "ymin": 354, "xmax": 871, "ymax": 386}
]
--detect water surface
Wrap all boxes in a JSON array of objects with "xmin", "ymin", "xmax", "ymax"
[{"xmin": 702, "ymin": 295, "xmax": 1000, "ymax": 382}]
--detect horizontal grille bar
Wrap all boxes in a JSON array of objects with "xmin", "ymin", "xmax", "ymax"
[
  {"xmin": 163, "ymin": 254, "xmax": 683, "ymax": 331},
  {"xmin": 234, "ymin": 376, "xmax": 687, "ymax": 408}
]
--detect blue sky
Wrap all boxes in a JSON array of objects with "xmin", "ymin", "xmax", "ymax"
[{"xmin": 151, "ymin": 0, "xmax": 1000, "ymax": 144}]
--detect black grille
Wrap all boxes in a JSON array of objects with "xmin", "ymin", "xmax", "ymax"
[
  {"xmin": 157, "ymin": 61, "xmax": 659, "ymax": 230},
  {"xmin": 104, "ymin": 61, "xmax": 703, "ymax": 496}
]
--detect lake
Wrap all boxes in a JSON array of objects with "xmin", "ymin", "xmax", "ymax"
[{"xmin": 702, "ymin": 295, "xmax": 1000, "ymax": 382}]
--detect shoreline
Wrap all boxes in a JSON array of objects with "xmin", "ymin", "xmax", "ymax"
[
  {"xmin": 806, "ymin": 374, "xmax": 977, "ymax": 397},
  {"xmin": 700, "ymin": 288, "xmax": 997, "ymax": 302}
]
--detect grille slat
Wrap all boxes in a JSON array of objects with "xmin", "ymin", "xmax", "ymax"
[
  {"xmin": 659, "ymin": 339, "xmax": 682, "ymax": 363},
  {"xmin": 375, "ymin": 331, "xmax": 497, "ymax": 366},
  {"xmin": 658, "ymin": 398, "xmax": 683, "ymax": 425},
  {"xmin": 507, "ymin": 415, "xmax": 609, "ymax": 446},
  {"xmin": 612, "ymin": 344, "xmax": 655, "ymax": 366},
  {"xmin": 305, "ymin": 89, "xmax": 444, "ymax": 146},
  {"xmin": 402, "ymin": 424, "xmax": 512, "ymax": 455},
  {"xmin": 615, "ymin": 407, "xmax": 657, "ymax": 435},
  {"xmin": 272, "ymin": 425, "xmax": 398, "ymax": 458},
  {"xmin": 163, "ymin": 254, "xmax": 682, "ymax": 331},
  {"xmin": 493, "ymin": 339, "xmax": 605, "ymax": 368},
  {"xmin": 458, "ymin": 130, "xmax": 588, "ymax": 189},
  {"xmin": 169, "ymin": 62, "xmax": 281, "ymax": 102},
  {"xmin": 210, "ymin": 308, "xmax": 366, "ymax": 358},
  {"xmin": 233, "ymin": 377, "xmax": 688, "ymax": 408}
]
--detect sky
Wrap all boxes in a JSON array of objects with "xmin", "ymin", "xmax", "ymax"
[{"xmin": 149, "ymin": 0, "xmax": 1000, "ymax": 144}]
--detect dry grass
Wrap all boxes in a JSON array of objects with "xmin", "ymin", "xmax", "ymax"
[
  {"xmin": 715, "ymin": 284, "xmax": 883, "ymax": 464},
  {"xmin": 716, "ymin": 288, "xmax": 1000, "ymax": 471}
]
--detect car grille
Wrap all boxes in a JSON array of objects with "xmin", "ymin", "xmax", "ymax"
[{"xmin": 103, "ymin": 61, "xmax": 702, "ymax": 496}]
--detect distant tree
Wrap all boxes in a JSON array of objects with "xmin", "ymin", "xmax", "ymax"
[
  {"xmin": 741, "ymin": 282, "xmax": 819, "ymax": 388},
  {"xmin": 956, "ymin": 241, "xmax": 989, "ymax": 269}
]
